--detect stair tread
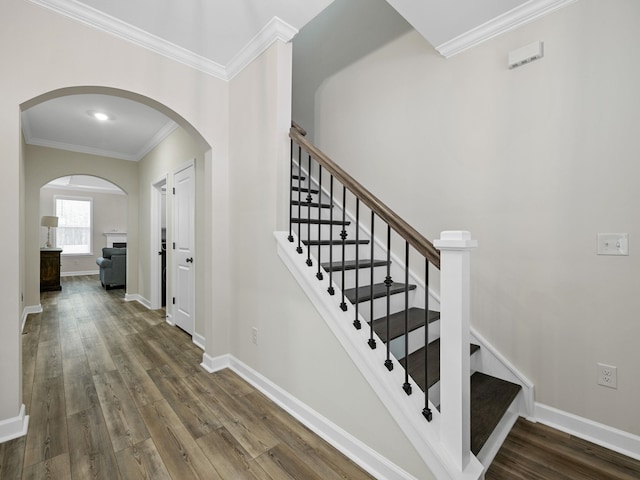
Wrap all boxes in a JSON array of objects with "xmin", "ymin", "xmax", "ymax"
[
  {"xmin": 371, "ymin": 307, "xmax": 440, "ymax": 343},
  {"xmin": 470, "ymin": 372, "xmax": 522, "ymax": 455},
  {"xmin": 399, "ymin": 346, "xmax": 521, "ymax": 455},
  {"xmin": 291, "ymin": 200, "xmax": 333, "ymax": 208},
  {"xmin": 292, "ymin": 186, "xmax": 319, "ymax": 194},
  {"xmin": 291, "ymin": 218, "xmax": 350, "ymax": 226},
  {"xmin": 292, "ymin": 175, "xmax": 306, "ymax": 180},
  {"xmin": 321, "ymin": 259, "xmax": 389, "ymax": 272},
  {"xmin": 303, "ymin": 239, "xmax": 370, "ymax": 246},
  {"xmin": 344, "ymin": 282, "xmax": 416, "ymax": 304},
  {"xmin": 399, "ymin": 338, "xmax": 480, "ymax": 390}
]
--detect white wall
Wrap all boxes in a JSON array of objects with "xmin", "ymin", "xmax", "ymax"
[
  {"xmin": 308, "ymin": 0, "xmax": 640, "ymax": 436},
  {"xmin": 228, "ymin": 41, "xmax": 435, "ymax": 479},
  {"xmin": 39, "ymin": 185, "xmax": 127, "ymax": 275}
]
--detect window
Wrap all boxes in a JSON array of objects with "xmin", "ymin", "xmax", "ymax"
[{"xmin": 55, "ymin": 196, "xmax": 93, "ymax": 254}]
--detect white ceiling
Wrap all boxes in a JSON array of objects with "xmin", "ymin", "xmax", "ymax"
[
  {"xmin": 22, "ymin": 94, "xmax": 176, "ymax": 162},
  {"xmin": 23, "ymin": 0, "xmax": 577, "ymax": 166},
  {"xmin": 43, "ymin": 175, "xmax": 125, "ymax": 194}
]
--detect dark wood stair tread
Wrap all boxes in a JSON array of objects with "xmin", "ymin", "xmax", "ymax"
[
  {"xmin": 303, "ymin": 239, "xmax": 370, "ymax": 246},
  {"xmin": 470, "ymin": 372, "xmax": 521, "ymax": 455},
  {"xmin": 371, "ymin": 307, "xmax": 440, "ymax": 343},
  {"xmin": 321, "ymin": 259, "xmax": 389, "ymax": 272},
  {"xmin": 344, "ymin": 282, "xmax": 416, "ymax": 304},
  {"xmin": 291, "ymin": 218, "xmax": 350, "ymax": 226},
  {"xmin": 291, "ymin": 200, "xmax": 333, "ymax": 208},
  {"xmin": 292, "ymin": 186, "xmax": 319, "ymax": 194},
  {"xmin": 399, "ymin": 339, "xmax": 480, "ymax": 391}
]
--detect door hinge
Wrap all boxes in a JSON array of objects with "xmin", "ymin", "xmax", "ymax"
[
  {"xmin": 173, "ymin": 187, "xmax": 176, "ymax": 195},
  {"xmin": 172, "ymin": 297, "xmax": 176, "ymax": 305},
  {"xmin": 173, "ymin": 242, "xmax": 176, "ymax": 249}
]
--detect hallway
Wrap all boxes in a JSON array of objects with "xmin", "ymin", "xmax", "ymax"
[{"xmin": 0, "ymin": 276, "xmax": 374, "ymax": 479}]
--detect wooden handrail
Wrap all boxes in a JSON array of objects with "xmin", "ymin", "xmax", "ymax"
[
  {"xmin": 290, "ymin": 127, "xmax": 440, "ymax": 269},
  {"xmin": 291, "ymin": 121, "xmax": 307, "ymax": 137}
]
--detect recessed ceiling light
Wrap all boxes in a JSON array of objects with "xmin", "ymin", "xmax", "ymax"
[{"xmin": 87, "ymin": 110, "xmax": 115, "ymax": 121}]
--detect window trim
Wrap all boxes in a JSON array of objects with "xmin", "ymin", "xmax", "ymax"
[{"xmin": 54, "ymin": 195, "xmax": 93, "ymax": 256}]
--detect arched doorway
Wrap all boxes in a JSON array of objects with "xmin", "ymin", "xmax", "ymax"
[{"xmin": 22, "ymin": 86, "xmax": 211, "ymax": 344}]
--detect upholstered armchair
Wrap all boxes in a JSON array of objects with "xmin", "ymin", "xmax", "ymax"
[{"xmin": 96, "ymin": 247, "xmax": 127, "ymax": 289}]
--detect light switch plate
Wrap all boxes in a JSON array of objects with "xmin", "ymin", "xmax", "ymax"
[{"xmin": 597, "ymin": 233, "xmax": 628, "ymax": 256}]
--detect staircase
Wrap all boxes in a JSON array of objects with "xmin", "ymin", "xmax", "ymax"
[{"xmin": 279, "ymin": 123, "xmax": 529, "ymax": 479}]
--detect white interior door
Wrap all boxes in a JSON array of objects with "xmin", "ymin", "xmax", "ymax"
[{"xmin": 172, "ymin": 163, "xmax": 195, "ymax": 335}]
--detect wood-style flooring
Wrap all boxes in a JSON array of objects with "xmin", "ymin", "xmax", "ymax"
[
  {"xmin": 486, "ymin": 417, "xmax": 640, "ymax": 480},
  {"xmin": 0, "ymin": 276, "xmax": 375, "ymax": 480}
]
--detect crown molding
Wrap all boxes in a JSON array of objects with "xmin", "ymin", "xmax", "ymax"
[
  {"xmin": 27, "ymin": 136, "xmax": 140, "ymax": 161},
  {"xmin": 436, "ymin": 0, "xmax": 578, "ymax": 58},
  {"xmin": 226, "ymin": 16, "xmax": 298, "ymax": 80},
  {"xmin": 134, "ymin": 120, "xmax": 178, "ymax": 160},
  {"xmin": 28, "ymin": 0, "xmax": 297, "ymax": 81}
]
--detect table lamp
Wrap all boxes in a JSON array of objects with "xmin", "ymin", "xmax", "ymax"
[{"xmin": 41, "ymin": 215, "xmax": 58, "ymax": 248}]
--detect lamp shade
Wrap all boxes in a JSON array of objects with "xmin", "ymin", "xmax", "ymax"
[{"xmin": 41, "ymin": 216, "xmax": 58, "ymax": 228}]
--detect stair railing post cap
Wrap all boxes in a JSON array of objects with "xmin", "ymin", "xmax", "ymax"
[{"xmin": 434, "ymin": 230, "xmax": 478, "ymax": 250}]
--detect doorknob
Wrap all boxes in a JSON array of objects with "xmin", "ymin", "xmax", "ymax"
[{"xmin": 186, "ymin": 257, "xmax": 193, "ymax": 263}]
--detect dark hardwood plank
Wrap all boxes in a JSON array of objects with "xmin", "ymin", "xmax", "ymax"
[
  {"xmin": 93, "ymin": 369, "xmax": 150, "ymax": 452},
  {"xmin": 33, "ymin": 340, "xmax": 62, "ymax": 380},
  {"xmin": 81, "ymin": 336, "xmax": 117, "ymax": 375},
  {"xmin": 0, "ymin": 436, "xmax": 25, "ymax": 479},
  {"xmin": 487, "ymin": 418, "xmax": 640, "ymax": 480},
  {"xmin": 21, "ymin": 452, "xmax": 71, "ymax": 480},
  {"xmin": 147, "ymin": 364, "xmax": 222, "ymax": 439},
  {"xmin": 115, "ymin": 438, "xmax": 172, "ymax": 480},
  {"xmin": 23, "ymin": 376, "xmax": 68, "ymax": 468},
  {"xmin": 67, "ymin": 406, "xmax": 121, "ymax": 480},
  {"xmin": 196, "ymin": 427, "xmax": 271, "ymax": 480},
  {"xmin": 255, "ymin": 443, "xmax": 325, "ymax": 480},
  {"xmin": 110, "ymin": 349, "xmax": 164, "ymax": 408},
  {"xmin": 138, "ymin": 400, "xmax": 221, "ymax": 480}
]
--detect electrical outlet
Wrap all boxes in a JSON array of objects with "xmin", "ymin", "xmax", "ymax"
[
  {"xmin": 252, "ymin": 327, "xmax": 258, "ymax": 345},
  {"xmin": 597, "ymin": 363, "xmax": 617, "ymax": 389}
]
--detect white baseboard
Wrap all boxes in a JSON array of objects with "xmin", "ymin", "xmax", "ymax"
[
  {"xmin": 0, "ymin": 404, "xmax": 29, "ymax": 443},
  {"xmin": 192, "ymin": 332, "xmax": 205, "ymax": 350},
  {"xmin": 22, "ymin": 305, "xmax": 42, "ymax": 333},
  {"xmin": 535, "ymin": 403, "xmax": 640, "ymax": 461},
  {"xmin": 199, "ymin": 353, "xmax": 420, "ymax": 480},
  {"xmin": 61, "ymin": 269, "xmax": 99, "ymax": 277},
  {"xmin": 124, "ymin": 293, "xmax": 151, "ymax": 309}
]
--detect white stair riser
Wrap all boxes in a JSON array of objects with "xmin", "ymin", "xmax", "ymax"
[{"xmin": 388, "ymin": 321, "xmax": 441, "ymax": 359}]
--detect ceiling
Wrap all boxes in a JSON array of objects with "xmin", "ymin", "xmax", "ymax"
[
  {"xmin": 22, "ymin": 94, "xmax": 176, "ymax": 162},
  {"xmin": 23, "ymin": 0, "xmax": 577, "ymax": 168}
]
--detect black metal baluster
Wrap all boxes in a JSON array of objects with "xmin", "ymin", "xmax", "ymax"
[
  {"xmin": 306, "ymin": 154, "xmax": 313, "ymax": 267},
  {"xmin": 327, "ymin": 176, "xmax": 335, "ymax": 296},
  {"xmin": 403, "ymin": 241, "xmax": 412, "ymax": 395},
  {"xmin": 339, "ymin": 186, "xmax": 348, "ymax": 311},
  {"xmin": 288, "ymin": 139, "xmax": 294, "ymax": 242},
  {"xmin": 353, "ymin": 199, "xmax": 361, "ymax": 329},
  {"xmin": 423, "ymin": 258, "xmax": 433, "ymax": 421},
  {"xmin": 296, "ymin": 146, "xmax": 303, "ymax": 254},
  {"xmin": 384, "ymin": 225, "xmax": 393, "ymax": 370},
  {"xmin": 316, "ymin": 165, "xmax": 324, "ymax": 281},
  {"xmin": 368, "ymin": 212, "xmax": 376, "ymax": 350}
]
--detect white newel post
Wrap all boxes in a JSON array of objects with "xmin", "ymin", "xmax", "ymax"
[{"xmin": 434, "ymin": 230, "xmax": 477, "ymax": 471}]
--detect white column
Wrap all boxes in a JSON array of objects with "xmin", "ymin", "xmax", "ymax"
[{"xmin": 433, "ymin": 230, "xmax": 477, "ymax": 471}]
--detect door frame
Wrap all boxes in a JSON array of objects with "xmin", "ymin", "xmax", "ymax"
[
  {"xmin": 171, "ymin": 159, "xmax": 196, "ymax": 334},
  {"xmin": 150, "ymin": 175, "xmax": 167, "ymax": 312}
]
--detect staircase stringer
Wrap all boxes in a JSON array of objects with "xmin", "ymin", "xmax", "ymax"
[{"xmin": 275, "ymin": 231, "xmax": 484, "ymax": 480}]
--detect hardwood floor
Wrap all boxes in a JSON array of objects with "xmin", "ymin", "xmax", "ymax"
[
  {"xmin": 0, "ymin": 276, "xmax": 375, "ymax": 480},
  {"xmin": 486, "ymin": 417, "xmax": 640, "ymax": 480}
]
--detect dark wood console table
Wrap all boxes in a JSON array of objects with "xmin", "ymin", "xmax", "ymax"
[{"xmin": 40, "ymin": 248, "xmax": 62, "ymax": 292}]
